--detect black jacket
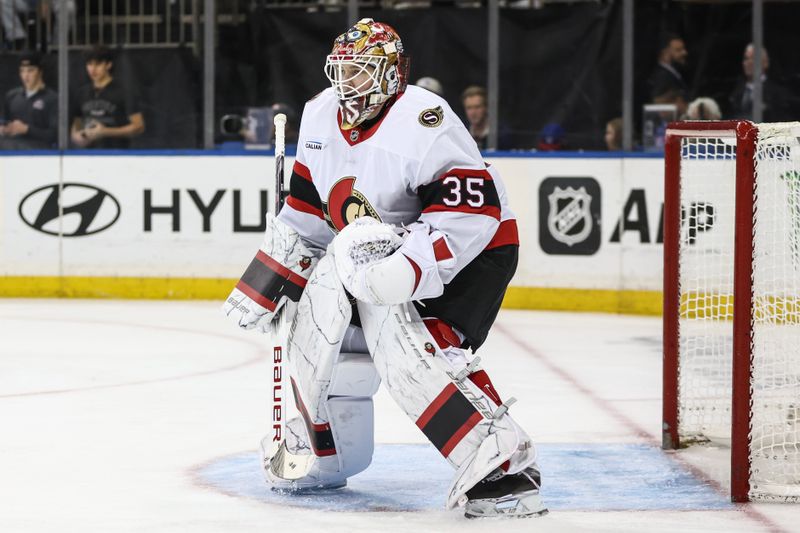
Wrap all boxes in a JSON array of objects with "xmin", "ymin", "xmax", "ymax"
[
  {"xmin": 648, "ymin": 63, "xmax": 688, "ymax": 100},
  {"xmin": 2, "ymin": 86, "xmax": 58, "ymax": 149},
  {"xmin": 728, "ymin": 77, "xmax": 795, "ymax": 122}
]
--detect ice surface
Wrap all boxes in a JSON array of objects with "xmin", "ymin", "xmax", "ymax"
[
  {"xmin": 1, "ymin": 300, "xmax": 798, "ymax": 532},
  {"xmin": 196, "ymin": 443, "xmax": 732, "ymax": 512}
]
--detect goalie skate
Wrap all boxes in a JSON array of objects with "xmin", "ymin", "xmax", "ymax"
[
  {"xmin": 463, "ymin": 466, "xmax": 548, "ymax": 519},
  {"xmin": 260, "ymin": 419, "xmax": 347, "ymax": 492}
]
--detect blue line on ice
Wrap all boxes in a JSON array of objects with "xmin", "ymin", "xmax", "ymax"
[{"xmin": 196, "ymin": 443, "xmax": 733, "ymax": 512}]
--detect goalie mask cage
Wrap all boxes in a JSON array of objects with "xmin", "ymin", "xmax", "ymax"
[{"xmin": 663, "ymin": 120, "xmax": 800, "ymax": 503}]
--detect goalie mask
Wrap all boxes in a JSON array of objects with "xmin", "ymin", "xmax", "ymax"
[{"xmin": 324, "ymin": 18, "xmax": 409, "ymax": 130}]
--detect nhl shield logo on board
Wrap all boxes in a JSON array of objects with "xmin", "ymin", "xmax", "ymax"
[
  {"xmin": 548, "ymin": 186, "xmax": 593, "ymax": 247},
  {"xmin": 538, "ymin": 177, "xmax": 601, "ymax": 255}
]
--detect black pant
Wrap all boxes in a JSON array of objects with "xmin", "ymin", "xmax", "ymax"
[{"xmin": 416, "ymin": 244, "xmax": 518, "ymax": 352}]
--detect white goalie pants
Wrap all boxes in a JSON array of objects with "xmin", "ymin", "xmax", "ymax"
[{"xmin": 266, "ymin": 255, "xmax": 538, "ymax": 508}]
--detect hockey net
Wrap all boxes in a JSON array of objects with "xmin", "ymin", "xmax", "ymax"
[{"xmin": 663, "ymin": 121, "xmax": 800, "ymax": 502}]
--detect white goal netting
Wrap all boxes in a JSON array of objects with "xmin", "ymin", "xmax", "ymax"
[{"xmin": 677, "ymin": 122, "xmax": 800, "ymax": 501}]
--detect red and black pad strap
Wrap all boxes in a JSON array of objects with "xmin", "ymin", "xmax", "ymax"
[
  {"xmin": 416, "ymin": 383, "xmax": 484, "ymax": 458},
  {"xmin": 417, "ymin": 168, "xmax": 501, "ymax": 220},
  {"xmin": 236, "ymin": 250, "xmax": 307, "ymax": 311},
  {"xmin": 291, "ymin": 378, "xmax": 337, "ymax": 457}
]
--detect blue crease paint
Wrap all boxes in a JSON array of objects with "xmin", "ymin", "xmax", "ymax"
[{"xmin": 195, "ymin": 443, "xmax": 732, "ymax": 512}]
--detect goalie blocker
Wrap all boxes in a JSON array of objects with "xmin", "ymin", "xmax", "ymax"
[{"xmin": 222, "ymin": 214, "xmax": 318, "ymax": 332}]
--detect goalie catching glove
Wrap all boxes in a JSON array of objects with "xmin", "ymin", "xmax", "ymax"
[
  {"xmin": 332, "ymin": 216, "xmax": 447, "ymax": 305},
  {"xmin": 222, "ymin": 214, "xmax": 318, "ymax": 332}
]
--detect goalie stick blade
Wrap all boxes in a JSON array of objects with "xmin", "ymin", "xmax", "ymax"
[
  {"xmin": 464, "ymin": 489, "xmax": 548, "ymax": 519},
  {"xmin": 263, "ymin": 438, "xmax": 348, "ymax": 492},
  {"xmin": 268, "ymin": 441, "xmax": 317, "ymax": 481},
  {"xmin": 270, "ymin": 481, "xmax": 347, "ymax": 494}
]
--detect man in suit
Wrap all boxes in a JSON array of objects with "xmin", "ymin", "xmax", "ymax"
[
  {"xmin": 728, "ymin": 44, "xmax": 794, "ymax": 122},
  {"xmin": 648, "ymin": 33, "xmax": 689, "ymax": 102}
]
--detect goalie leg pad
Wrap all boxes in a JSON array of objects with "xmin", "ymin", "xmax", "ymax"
[
  {"xmin": 357, "ymin": 301, "xmax": 538, "ymax": 509},
  {"xmin": 264, "ymin": 255, "xmax": 380, "ymax": 490}
]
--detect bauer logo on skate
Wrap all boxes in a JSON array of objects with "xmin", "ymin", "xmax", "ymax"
[
  {"xmin": 18, "ymin": 182, "xmax": 121, "ymax": 237},
  {"xmin": 538, "ymin": 177, "xmax": 601, "ymax": 255}
]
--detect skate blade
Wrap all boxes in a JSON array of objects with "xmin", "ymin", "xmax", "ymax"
[{"xmin": 464, "ymin": 489, "xmax": 548, "ymax": 519}]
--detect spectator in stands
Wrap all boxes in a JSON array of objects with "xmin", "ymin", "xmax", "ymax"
[
  {"xmin": 604, "ymin": 117, "xmax": 623, "ymax": 151},
  {"xmin": 686, "ymin": 97, "xmax": 722, "ymax": 121},
  {"xmin": 0, "ymin": 52, "xmax": 57, "ymax": 149},
  {"xmin": 415, "ymin": 76, "xmax": 444, "ymax": 97},
  {"xmin": 728, "ymin": 44, "xmax": 793, "ymax": 122},
  {"xmin": 461, "ymin": 85, "xmax": 514, "ymax": 149},
  {"xmin": 70, "ymin": 46, "xmax": 145, "ymax": 148},
  {"xmin": 648, "ymin": 33, "xmax": 688, "ymax": 101},
  {"xmin": 0, "ymin": 0, "xmax": 29, "ymax": 48},
  {"xmin": 536, "ymin": 123, "xmax": 565, "ymax": 151},
  {"xmin": 653, "ymin": 88, "xmax": 688, "ymax": 119},
  {"xmin": 461, "ymin": 85, "xmax": 491, "ymax": 149},
  {"xmin": 38, "ymin": 0, "xmax": 76, "ymax": 50}
]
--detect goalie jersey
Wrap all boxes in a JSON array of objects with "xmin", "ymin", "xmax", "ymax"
[{"xmin": 277, "ymin": 85, "xmax": 519, "ymax": 348}]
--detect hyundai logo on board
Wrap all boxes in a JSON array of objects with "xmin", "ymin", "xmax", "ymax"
[{"xmin": 18, "ymin": 183, "xmax": 121, "ymax": 237}]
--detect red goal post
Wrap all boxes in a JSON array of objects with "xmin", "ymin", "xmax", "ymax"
[{"xmin": 663, "ymin": 120, "xmax": 800, "ymax": 503}]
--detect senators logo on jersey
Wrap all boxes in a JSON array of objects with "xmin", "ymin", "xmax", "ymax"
[
  {"xmin": 322, "ymin": 177, "xmax": 381, "ymax": 233},
  {"xmin": 418, "ymin": 106, "xmax": 443, "ymax": 128}
]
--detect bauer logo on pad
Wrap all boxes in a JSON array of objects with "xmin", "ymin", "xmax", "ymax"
[{"xmin": 539, "ymin": 177, "xmax": 601, "ymax": 255}]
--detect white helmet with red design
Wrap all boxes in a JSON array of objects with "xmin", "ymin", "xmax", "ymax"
[{"xmin": 324, "ymin": 18, "xmax": 409, "ymax": 130}]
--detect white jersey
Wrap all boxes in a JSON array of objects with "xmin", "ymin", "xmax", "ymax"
[{"xmin": 278, "ymin": 85, "xmax": 517, "ymax": 300}]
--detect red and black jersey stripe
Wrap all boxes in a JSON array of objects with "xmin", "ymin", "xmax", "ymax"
[
  {"xmin": 416, "ymin": 383, "xmax": 484, "ymax": 458},
  {"xmin": 236, "ymin": 250, "xmax": 307, "ymax": 311},
  {"xmin": 285, "ymin": 161, "xmax": 324, "ymax": 219},
  {"xmin": 486, "ymin": 219, "xmax": 520, "ymax": 249},
  {"xmin": 291, "ymin": 378, "xmax": 336, "ymax": 457},
  {"xmin": 417, "ymin": 168, "xmax": 501, "ymax": 220}
]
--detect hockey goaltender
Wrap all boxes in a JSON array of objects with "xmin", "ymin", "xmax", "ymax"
[{"xmin": 223, "ymin": 18, "xmax": 546, "ymax": 519}]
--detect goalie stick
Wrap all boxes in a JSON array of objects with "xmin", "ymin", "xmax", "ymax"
[
  {"xmin": 267, "ymin": 113, "xmax": 288, "ymax": 462},
  {"xmin": 274, "ymin": 112, "xmax": 287, "ymax": 213}
]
